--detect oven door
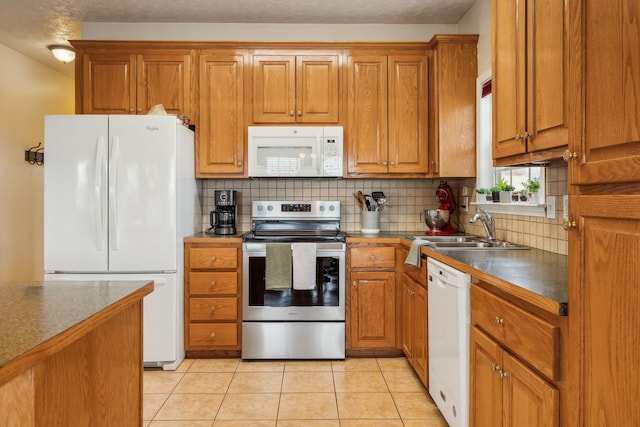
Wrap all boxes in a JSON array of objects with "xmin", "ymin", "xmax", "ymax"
[{"xmin": 242, "ymin": 242, "xmax": 345, "ymax": 321}]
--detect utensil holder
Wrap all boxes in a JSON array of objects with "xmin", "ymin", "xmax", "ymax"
[{"xmin": 361, "ymin": 211, "xmax": 380, "ymax": 234}]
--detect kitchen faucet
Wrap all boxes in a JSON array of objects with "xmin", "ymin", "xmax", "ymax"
[{"xmin": 469, "ymin": 208, "xmax": 496, "ymax": 241}]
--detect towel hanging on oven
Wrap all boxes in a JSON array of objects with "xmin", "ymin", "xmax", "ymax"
[
  {"xmin": 265, "ymin": 243, "xmax": 292, "ymax": 290},
  {"xmin": 292, "ymin": 243, "xmax": 317, "ymax": 290}
]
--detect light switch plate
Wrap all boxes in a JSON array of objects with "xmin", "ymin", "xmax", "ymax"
[{"xmin": 546, "ymin": 196, "xmax": 556, "ymax": 219}]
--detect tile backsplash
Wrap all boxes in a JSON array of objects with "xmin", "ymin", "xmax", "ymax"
[{"xmin": 201, "ymin": 162, "xmax": 568, "ymax": 255}]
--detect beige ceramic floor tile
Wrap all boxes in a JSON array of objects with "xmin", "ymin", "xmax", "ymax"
[
  {"xmin": 174, "ymin": 359, "xmax": 195, "ymax": 373},
  {"xmin": 277, "ymin": 392, "xmax": 338, "ymax": 420},
  {"xmin": 144, "ymin": 371, "xmax": 185, "ymax": 394},
  {"xmin": 213, "ymin": 421, "xmax": 275, "ymax": 427},
  {"xmin": 216, "ymin": 393, "xmax": 280, "ymax": 420},
  {"xmin": 149, "ymin": 421, "xmax": 214, "ymax": 427},
  {"xmin": 174, "ymin": 372, "xmax": 234, "ymax": 394},
  {"xmin": 236, "ymin": 360, "xmax": 285, "ymax": 372},
  {"xmin": 402, "ymin": 419, "xmax": 449, "ymax": 427},
  {"xmin": 336, "ymin": 392, "xmax": 400, "ymax": 419},
  {"xmin": 331, "ymin": 358, "xmax": 380, "ymax": 372},
  {"xmin": 392, "ymin": 392, "xmax": 444, "ymax": 419},
  {"xmin": 277, "ymin": 420, "xmax": 340, "ymax": 427},
  {"xmin": 143, "ymin": 393, "xmax": 169, "ymax": 421},
  {"xmin": 154, "ymin": 393, "xmax": 223, "ymax": 420},
  {"xmin": 376, "ymin": 357, "xmax": 412, "ymax": 372},
  {"xmin": 282, "ymin": 371, "xmax": 335, "ymax": 393},
  {"xmin": 189, "ymin": 359, "xmax": 239, "ymax": 373},
  {"xmin": 339, "ymin": 420, "xmax": 404, "ymax": 427},
  {"xmin": 382, "ymin": 370, "xmax": 427, "ymax": 393},
  {"xmin": 227, "ymin": 372, "xmax": 283, "ymax": 393},
  {"xmin": 333, "ymin": 371, "xmax": 388, "ymax": 393},
  {"xmin": 284, "ymin": 360, "xmax": 333, "ymax": 372}
]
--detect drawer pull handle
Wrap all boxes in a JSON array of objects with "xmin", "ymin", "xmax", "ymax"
[
  {"xmin": 494, "ymin": 316, "xmax": 504, "ymax": 326},
  {"xmin": 210, "ymin": 256, "xmax": 216, "ymax": 261},
  {"xmin": 210, "ymin": 331, "xmax": 216, "ymax": 338},
  {"xmin": 210, "ymin": 280, "xmax": 216, "ymax": 287},
  {"xmin": 210, "ymin": 306, "xmax": 217, "ymax": 312}
]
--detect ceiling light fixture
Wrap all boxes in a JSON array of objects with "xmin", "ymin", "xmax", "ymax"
[{"xmin": 48, "ymin": 45, "xmax": 76, "ymax": 63}]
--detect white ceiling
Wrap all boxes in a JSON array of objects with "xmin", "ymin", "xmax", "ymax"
[{"xmin": 0, "ymin": 0, "xmax": 476, "ymax": 77}]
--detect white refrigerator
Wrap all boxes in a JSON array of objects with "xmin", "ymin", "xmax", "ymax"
[{"xmin": 43, "ymin": 114, "xmax": 201, "ymax": 370}]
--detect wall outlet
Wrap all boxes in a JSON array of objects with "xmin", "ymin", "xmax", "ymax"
[
  {"xmin": 563, "ymin": 195, "xmax": 569, "ymax": 218},
  {"xmin": 546, "ymin": 196, "xmax": 556, "ymax": 219}
]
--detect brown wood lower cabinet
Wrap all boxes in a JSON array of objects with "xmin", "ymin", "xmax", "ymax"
[
  {"xmin": 470, "ymin": 283, "xmax": 560, "ymax": 427},
  {"xmin": 401, "ymin": 272, "xmax": 427, "ymax": 385},
  {"xmin": 184, "ymin": 242, "xmax": 241, "ymax": 355}
]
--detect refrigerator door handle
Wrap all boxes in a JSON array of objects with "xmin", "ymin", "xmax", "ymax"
[
  {"xmin": 94, "ymin": 136, "xmax": 106, "ymax": 251},
  {"xmin": 109, "ymin": 136, "xmax": 120, "ymax": 250}
]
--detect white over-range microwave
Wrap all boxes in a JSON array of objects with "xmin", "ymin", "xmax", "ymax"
[{"xmin": 247, "ymin": 126, "xmax": 343, "ymax": 178}]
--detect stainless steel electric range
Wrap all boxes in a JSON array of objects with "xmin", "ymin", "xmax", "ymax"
[{"xmin": 241, "ymin": 201, "xmax": 346, "ymax": 359}]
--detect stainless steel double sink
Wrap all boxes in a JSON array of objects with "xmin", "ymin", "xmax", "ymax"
[{"xmin": 407, "ymin": 235, "xmax": 530, "ymax": 250}]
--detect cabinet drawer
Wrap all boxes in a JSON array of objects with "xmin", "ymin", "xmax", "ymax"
[
  {"xmin": 351, "ymin": 247, "xmax": 395, "ymax": 268},
  {"xmin": 189, "ymin": 272, "xmax": 238, "ymax": 295},
  {"xmin": 189, "ymin": 297, "xmax": 238, "ymax": 321},
  {"xmin": 188, "ymin": 323, "xmax": 238, "ymax": 347},
  {"xmin": 189, "ymin": 247, "xmax": 237, "ymax": 270},
  {"xmin": 471, "ymin": 285, "xmax": 560, "ymax": 380}
]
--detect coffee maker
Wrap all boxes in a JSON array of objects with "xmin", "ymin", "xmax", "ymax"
[{"xmin": 209, "ymin": 190, "xmax": 237, "ymax": 235}]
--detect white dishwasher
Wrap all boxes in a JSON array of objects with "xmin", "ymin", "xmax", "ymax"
[{"xmin": 427, "ymin": 257, "xmax": 471, "ymax": 427}]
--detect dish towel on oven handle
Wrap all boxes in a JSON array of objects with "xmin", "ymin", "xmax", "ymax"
[
  {"xmin": 265, "ymin": 243, "xmax": 292, "ymax": 290},
  {"xmin": 291, "ymin": 242, "xmax": 317, "ymax": 290}
]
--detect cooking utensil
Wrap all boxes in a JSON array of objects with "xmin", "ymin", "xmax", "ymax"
[{"xmin": 354, "ymin": 191, "xmax": 367, "ymax": 211}]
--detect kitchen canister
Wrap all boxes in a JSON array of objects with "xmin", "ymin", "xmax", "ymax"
[{"xmin": 360, "ymin": 210, "xmax": 380, "ymax": 234}]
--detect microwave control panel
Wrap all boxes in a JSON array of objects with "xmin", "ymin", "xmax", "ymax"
[{"xmin": 322, "ymin": 127, "xmax": 343, "ymax": 176}]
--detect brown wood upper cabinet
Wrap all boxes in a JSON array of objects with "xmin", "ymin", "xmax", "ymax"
[
  {"xmin": 197, "ymin": 51, "xmax": 246, "ymax": 177},
  {"xmin": 492, "ymin": 0, "xmax": 570, "ymax": 164},
  {"xmin": 346, "ymin": 52, "xmax": 428, "ymax": 176},
  {"xmin": 251, "ymin": 52, "xmax": 340, "ymax": 123},
  {"xmin": 76, "ymin": 49, "xmax": 191, "ymax": 117},
  {"xmin": 567, "ymin": 0, "xmax": 640, "ymax": 185}
]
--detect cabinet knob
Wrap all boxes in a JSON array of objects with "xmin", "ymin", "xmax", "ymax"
[
  {"xmin": 498, "ymin": 370, "xmax": 509, "ymax": 379},
  {"xmin": 297, "ymin": 110, "xmax": 302, "ymax": 116},
  {"xmin": 370, "ymin": 255, "xmax": 376, "ymax": 261},
  {"xmin": 382, "ymin": 161, "xmax": 388, "ymax": 166},
  {"xmin": 210, "ymin": 331, "xmax": 216, "ymax": 338},
  {"xmin": 237, "ymin": 161, "xmax": 242, "ymax": 167},
  {"xmin": 523, "ymin": 131, "xmax": 531, "ymax": 140},
  {"xmin": 562, "ymin": 219, "xmax": 577, "ymax": 231},
  {"xmin": 390, "ymin": 162, "xmax": 395, "ymax": 166},
  {"xmin": 210, "ymin": 280, "xmax": 216, "ymax": 287},
  {"xmin": 490, "ymin": 363, "xmax": 500, "ymax": 372},
  {"xmin": 137, "ymin": 107, "xmax": 142, "ymax": 112},
  {"xmin": 210, "ymin": 305, "xmax": 216, "ymax": 312},
  {"xmin": 352, "ymin": 281, "xmax": 357, "ymax": 287},
  {"xmin": 290, "ymin": 110, "xmax": 295, "ymax": 116},
  {"xmin": 129, "ymin": 107, "xmax": 135, "ymax": 112},
  {"xmin": 210, "ymin": 256, "xmax": 216, "ymax": 261},
  {"xmin": 563, "ymin": 150, "xmax": 578, "ymax": 162},
  {"xmin": 493, "ymin": 316, "xmax": 504, "ymax": 326}
]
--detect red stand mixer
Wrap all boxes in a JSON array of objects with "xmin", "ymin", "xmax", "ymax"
[{"xmin": 424, "ymin": 181, "xmax": 457, "ymax": 235}]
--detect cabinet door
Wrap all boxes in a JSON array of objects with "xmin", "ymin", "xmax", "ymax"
[
  {"xmin": 252, "ymin": 55, "xmax": 296, "ymax": 123},
  {"xmin": 350, "ymin": 270, "xmax": 395, "ymax": 348},
  {"xmin": 197, "ymin": 53, "xmax": 245, "ymax": 177},
  {"xmin": 571, "ymin": 194, "xmax": 640, "ymax": 425},
  {"xmin": 525, "ymin": 0, "xmax": 569, "ymax": 153},
  {"xmin": 412, "ymin": 279, "xmax": 428, "ymax": 383},
  {"xmin": 492, "ymin": 0, "xmax": 525, "ymax": 158},
  {"xmin": 347, "ymin": 55, "xmax": 388, "ymax": 174},
  {"xmin": 400, "ymin": 277, "xmax": 415, "ymax": 356},
  {"xmin": 470, "ymin": 326, "xmax": 503, "ymax": 427},
  {"xmin": 296, "ymin": 55, "xmax": 340, "ymax": 123},
  {"xmin": 572, "ymin": 0, "xmax": 640, "ymax": 184},
  {"xmin": 502, "ymin": 352, "xmax": 559, "ymax": 427},
  {"xmin": 82, "ymin": 53, "xmax": 136, "ymax": 114},
  {"xmin": 388, "ymin": 55, "xmax": 428, "ymax": 174},
  {"xmin": 137, "ymin": 53, "xmax": 191, "ymax": 117}
]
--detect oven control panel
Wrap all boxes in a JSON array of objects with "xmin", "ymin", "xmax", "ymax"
[{"xmin": 252, "ymin": 201, "xmax": 340, "ymax": 219}]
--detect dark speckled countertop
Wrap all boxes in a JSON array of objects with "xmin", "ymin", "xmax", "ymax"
[{"xmin": 0, "ymin": 280, "xmax": 153, "ymax": 368}]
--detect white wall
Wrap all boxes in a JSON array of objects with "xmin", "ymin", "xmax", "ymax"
[
  {"xmin": 458, "ymin": 0, "xmax": 491, "ymax": 75},
  {"xmin": 82, "ymin": 22, "xmax": 458, "ymax": 42},
  {"xmin": 0, "ymin": 43, "xmax": 74, "ymax": 281}
]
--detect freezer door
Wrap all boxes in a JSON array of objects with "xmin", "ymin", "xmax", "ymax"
[
  {"xmin": 107, "ymin": 116, "xmax": 179, "ymax": 271},
  {"xmin": 44, "ymin": 115, "xmax": 109, "ymax": 272}
]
